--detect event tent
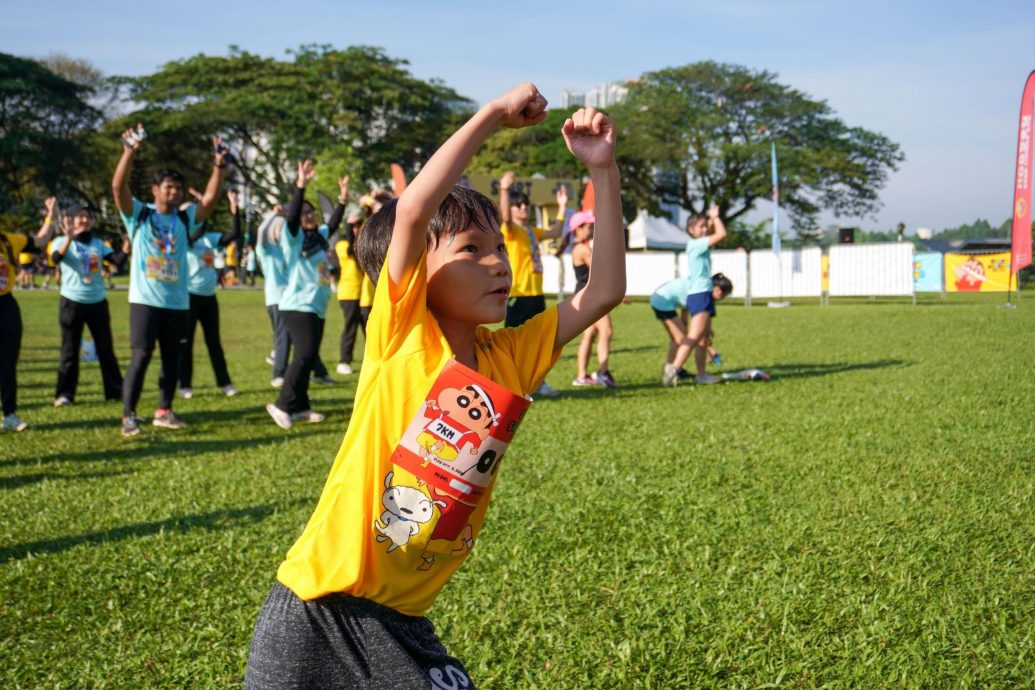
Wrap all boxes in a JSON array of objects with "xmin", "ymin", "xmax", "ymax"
[{"xmin": 626, "ymin": 210, "xmax": 688, "ymax": 250}]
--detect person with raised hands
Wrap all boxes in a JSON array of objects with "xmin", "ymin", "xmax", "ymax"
[
  {"xmin": 244, "ymin": 84, "xmax": 626, "ymax": 689},
  {"xmin": 263, "ymin": 162, "xmax": 347, "ymax": 429},
  {"xmin": 175, "ymin": 189, "xmax": 242, "ymax": 400},
  {"xmin": 111, "ymin": 125, "xmax": 228, "ymax": 436},
  {"xmin": 47, "ymin": 204, "xmax": 129, "ymax": 407}
]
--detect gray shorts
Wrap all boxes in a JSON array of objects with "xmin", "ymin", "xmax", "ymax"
[{"xmin": 244, "ymin": 581, "xmax": 475, "ymax": 690}]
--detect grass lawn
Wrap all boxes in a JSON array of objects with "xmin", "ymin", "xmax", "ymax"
[{"xmin": 2, "ymin": 286, "xmax": 1034, "ymax": 688}]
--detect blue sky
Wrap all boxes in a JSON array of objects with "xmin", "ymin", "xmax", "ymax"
[{"xmin": 4, "ymin": 0, "xmax": 1033, "ymax": 234}]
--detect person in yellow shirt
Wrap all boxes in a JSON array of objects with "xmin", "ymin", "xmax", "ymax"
[
  {"xmin": 333, "ymin": 213, "xmax": 365, "ymax": 376},
  {"xmin": 1, "ymin": 230, "xmax": 30, "ymax": 431},
  {"xmin": 498, "ymin": 170, "xmax": 566, "ymax": 397},
  {"xmin": 244, "ymin": 86, "xmax": 626, "ymax": 688}
]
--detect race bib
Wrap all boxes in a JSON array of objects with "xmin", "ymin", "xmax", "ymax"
[
  {"xmin": 375, "ymin": 361, "xmax": 530, "ymax": 564},
  {"xmin": 145, "ymin": 256, "xmax": 179, "ymax": 282}
]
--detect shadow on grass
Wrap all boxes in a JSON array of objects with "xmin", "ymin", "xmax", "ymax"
[
  {"xmin": 0, "ymin": 469, "xmax": 136, "ymax": 490},
  {"xmin": 0, "ymin": 499, "xmax": 307, "ymax": 564},
  {"xmin": 764, "ymin": 358, "xmax": 910, "ymax": 379},
  {"xmin": 0, "ymin": 432, "xmax": 322, "ymax": 468}
]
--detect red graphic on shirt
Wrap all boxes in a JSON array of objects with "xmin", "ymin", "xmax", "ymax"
[{"xmin": 386, "ymin": 360, "xmax": 530, "ymax": 569}]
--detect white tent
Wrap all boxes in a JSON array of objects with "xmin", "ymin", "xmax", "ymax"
[{"xmin": 627, "ymin": 210, "xmax": 687, "ymax": 250}]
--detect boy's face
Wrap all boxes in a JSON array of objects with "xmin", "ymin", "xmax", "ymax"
[
  {"xmin": 152, "ymin": 179, "xmax": 183, "ymax": 208},
  {"xmin": 712, "ymin": 285, "xmax": 726, "ymax": 301},
  {"xmin": 688, "ymin": 219, "xmax": 707, "ymax": 238},
  {"xmin": 426, "ymin": 219, "xmax": 511, "ymax": 326}
]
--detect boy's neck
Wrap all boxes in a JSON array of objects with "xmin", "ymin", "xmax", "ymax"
[{"xmin": 435, "ymin": 316, "xmax": 479, "ymax": 370}]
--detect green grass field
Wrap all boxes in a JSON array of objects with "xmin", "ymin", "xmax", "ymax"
[{"xmin": 2, "ymin": 286, "xmax": 1034, "ymax": 688}]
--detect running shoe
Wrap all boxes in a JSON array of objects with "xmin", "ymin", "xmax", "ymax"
[
  {"xmin": 592, "ymin": 370, "xmax": 618, "ymax": 389},
  {"xmin": 152, "ymin": 409, "xmax": 186, "ymax": 429},
  {"xmin": 265, "ymin": 350, "xmax": 275, "ymax": 366},
  {"xmin": 220, "ymin": 384, "xmax": 239, "ymax": 397},
  {"xmin": 311, "ymin": 374, "xmax": 336, "ymax": 385},
  {"xmin": 661, "ymin": 364, "xmax": 679, "ymax": 388},
  {"xmin": 120, "ymin": 415, "xmax": 141, "ymax": 437},
  {"xmin": 694, "ymin": 374, "xmax": 721, "ymax": 385},
  {"xmin": 676, "ymin": 367, "xmax": 693, "ymax": 380},
  {"xmin": 291, "ymin": 410, "xmax": 326, "ymax": 423},
  {"xmin": 266, "ymin": 403, "xmax": 293, "ymax": 430},
  {"xmin": 571, "ymin": 376, "xmax": 596, "ymax": 386},
  {"xmin": 2, "ymin": 414, "xmax": 28, "ymax": 432},
  {"xmin": 534, "ymin": 381, "xmax": 560, "ymax": 398},
  {"xmin": 271, "ymin": 377, "xmax": 284, "ymax": 389},
  {"xmin": 179, "ymin": 388, "xmax": 193, "ymax": 399},
  {"xmin": 336, "ymin": 363, "xmax": 353, "ymax": 376},
  {"xmin": 53, "ymin": 396, "xmax": 73, "ymax": 407}
]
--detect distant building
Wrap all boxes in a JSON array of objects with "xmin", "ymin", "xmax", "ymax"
[{"xmin": 560, "ymin": 81, "xmax": 632, "ymax": 109}]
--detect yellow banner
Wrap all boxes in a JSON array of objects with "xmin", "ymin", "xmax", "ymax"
[
  {"xmin": 944, "ymin": 252, "xmax": 1017, "ymax": 292},
  {"xmin": 821, "ymin": 254, "xmax": 830, "ymax": 293},
  {"xmin": 462, "ymin": 174, "xmax": 581, "ymax": 210}
]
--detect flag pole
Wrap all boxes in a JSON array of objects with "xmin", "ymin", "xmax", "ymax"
[
  {"xmin": 1006, "ymin": 70, "xmax": 1035, "ymax": 309},
  {"xmin": 768, "ymin": 138, "xmax": 790, "ymax": 307}
]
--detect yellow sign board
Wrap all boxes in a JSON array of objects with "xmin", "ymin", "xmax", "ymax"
[
  {"xmin": 462, "ymin": 174, "xmax": 581, "ymax": 210},
  {"xmin": 944, "ymin": 252, "xmax": 1017, "ymax": 292}
]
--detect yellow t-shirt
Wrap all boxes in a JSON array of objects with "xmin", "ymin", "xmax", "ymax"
[
  {"xmin": 226, "ymin": 242, "xmax": 238, "ymax": 268},
  {"xmin": 335, "ymin": 239, "xmax": 362, "ymax": 301},
  {"xmin": 46, "ymin": 240, "xmax": 57, "ymax": 267},
  {"xmin": 501, "ymin": 221, "xmax": 546, "ymax": 297},
  {"xmin": 359, "ymin": 273, "xmax": 374, "ymax": 308},
  {"xmin": 277, "ymin": 251, "xmax": 560, "ymax": 616},
  {"xmin": 1, "ymin": 233, "xmax": 28, "ymax": 296}
]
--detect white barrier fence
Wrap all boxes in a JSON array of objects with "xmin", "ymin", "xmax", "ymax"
[
  {"xmin": 828, "ymin": 243, "xmax": 914, "ymax": 297},
  {"xmin": 543, "ymin": 243, "xmax": 915, "ymax": 301}
]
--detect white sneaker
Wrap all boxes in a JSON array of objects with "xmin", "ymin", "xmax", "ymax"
[
  {"xmin": 271, "ymin": 377, "xmax": 284, "ymax": 389},
  {"xmin": 220, "ymin": 384, "xmax": 238, "ymax": 397},
  {"xmin": 336, "ymin": 363, "xmax": 353, "ymax": 376},
  {"xmin": 264, "ymin": 355, "xmax": 275, "ymax": 366},
  {"xmin": 53, "ymin": 396, "xmax": 73, "ymax": 407},
  {"xmin": 661, "ymin": 364, "xmax": 679, "ymax": 388},
  {"xmin": 291, "ymin": 410, "xmax": 326, "ymax": 423},
  {"xmin": 180, "ymin": 388, "xmax": 193, "ymax": 399},
  {"xmin": 694, "ymin": 374, "xmax": 721, "ymax": 385},
  {"xmin": 534, "ymin": 381, "xmax": 560, "ymax": 398},
  {"xmin": 266, "ymin": 403, "xmax": 292, "ymax": 430},
  {"xmin": 2, "ymin": 414, "xmax": 28, "ymax": 432}
]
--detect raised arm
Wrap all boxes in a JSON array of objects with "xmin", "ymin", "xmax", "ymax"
[
  {"xmin": 499, "ymin": 171, "xmax": 515, "ymax": 225},
  {"xmin": 193, "ymin": 136, "xmax": 229, "ymax": 222},
  {"xmin": 389, "ymin": 84, "xmax": 547, "ymax": 287},
  {"xmin": 216, "ymin": 189, "xmax": 242, "ymax": 246},
  {"xmin": 284, "ymin": 161, "xmax": 313, "ymax": 236},
  {"xmin": 34, "ymin": 196, "xmax": 58, "ymax": 248},
  {"xmin": 706, "ymin": 206, "xmax": 727, "ymax": 247},
  {"xmin": 554, "ymin": 109, "xmax": 626, "ymax": 348},
  {"xmin": 326, "ymin": 175, "xmax": 349, "ymax": 234},
  {"xmin": 51, "ymin": 215, "xmax": 75, "ymax": 264},
  {"xmin": 111, "ymin": 125, "xmax": 141, "ymax": 215}
]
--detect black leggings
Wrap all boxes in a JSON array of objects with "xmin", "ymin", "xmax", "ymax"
[
  {"xmin": 56, "ymin": 297, "xmax": 123, "ymax": 402},
  {"xmin": 123, "ymin": 303, "xmax": 188, "ymax": 416},
  {"xmin": 337, "ymin": 299, "xmax": 369, "ymax": 364},
  {"xmin": 275, "ymin": 310, "xmax": 324, "ymax": 414},
  {"xmin": 0, "ymin": 293, "xmax": 21, "ymax": 416},
  {"xmin": 178, "ymin": 293, "xmax": 232, "ymax": 389}
]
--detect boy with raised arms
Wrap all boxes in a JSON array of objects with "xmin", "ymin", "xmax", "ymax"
[
  {"xmin": 244, "ymin": 84, "xmax": 626, "ymax": 689},
  {"xmin": 111, "ymin": 127, "xmax": 228, "ymax": 436}
]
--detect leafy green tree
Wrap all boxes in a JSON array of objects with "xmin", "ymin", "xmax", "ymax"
[
  {"xmin": 469, "ymin": 108, "xmax": 585, "ymax": 180},
  {"xmin": 0, "ymin": 52, "xmax": 101, "ymax": 225},
  {"xmin": 611, "ymin": 61, "xmax": 904, "ymax": 229},
  {"xmin": 116, "ymin": 45, "xmax": 472, "ymax": 207}
]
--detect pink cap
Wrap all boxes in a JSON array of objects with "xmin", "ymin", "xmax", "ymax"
[{"xmin": 569, "ymin": 210, "xmax": 595, "ymax": 232}]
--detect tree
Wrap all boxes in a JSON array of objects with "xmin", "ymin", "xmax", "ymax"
[
  {"xmin": 116, "ymin": 45, "xmax": 472, "ymax": 207},
  {"xmin": 0, "ymin": 52, "xmax": 101, "ymax": 224},
  {"xmin": 469, "ymin": 108, "xmax": 586, "ymax": 180},
  {"xmin": 611, "ymin": 62, "xmax": 904, "ymax": 229}
]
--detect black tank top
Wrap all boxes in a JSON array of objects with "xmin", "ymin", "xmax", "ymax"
[{"xmin": 573, "ymin": 262, "xmax": 590, "ymax": 294}]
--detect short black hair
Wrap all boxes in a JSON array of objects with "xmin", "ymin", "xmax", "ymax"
[
  {"xmin": 152, "ymin": 169, "xmax": 185, "ymax": 187},
  {"xmin": 357, "ymin": 186, "xmax": 501, "ymax": 286},
  {"xmin": 712, "ymin": 272, "xmax": 733, "ymax": 297},
  {"xmin": 509, "ymin": 191, "xmax": 530, "ymax": 209}
]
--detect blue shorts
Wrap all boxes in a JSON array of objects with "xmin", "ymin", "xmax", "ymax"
[{"xmin": 686, "ymin": 291, "xmax": 715, "ymax": 317}]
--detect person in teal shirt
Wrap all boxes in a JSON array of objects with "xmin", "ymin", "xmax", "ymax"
[
  {"xmin": 47, "ymin": 205, "xmax": 129, "ymax": 406},
  {"xmin": 176, "ymin": 189, "xmax": 242, "ymax": 399},
  {"xmin": 112, "ymin": 125, "xmax": 228, "ymax": 436},
  {"xmin": 266, "ymin": 160, "xmax": 347, "ymax": 428},
  {"xmin": 663, "ymin": 205, "xmax": 728, "ymax": 387}
]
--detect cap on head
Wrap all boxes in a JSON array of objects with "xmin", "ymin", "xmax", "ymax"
[{"xmin": 569, "ymin": 210, "xmax": 595, "ymax": 233}]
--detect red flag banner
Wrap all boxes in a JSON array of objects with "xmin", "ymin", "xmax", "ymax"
[{"xmin": 1010, "ymin": 70, "xmax": 1035, "ymax": 274}]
